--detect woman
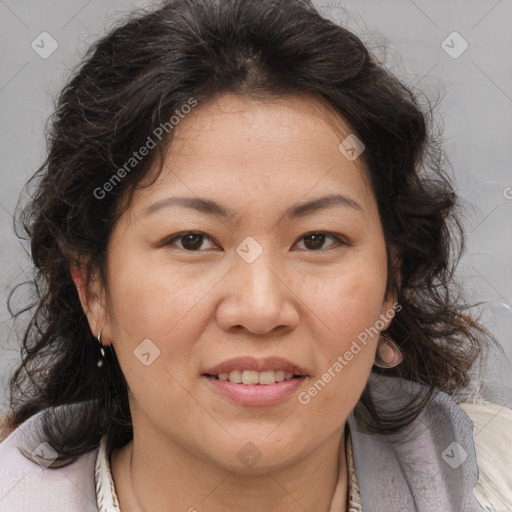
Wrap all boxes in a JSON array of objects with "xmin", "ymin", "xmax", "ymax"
[{"xmin": 0, "ymin": 0, "xmax": 511, "ymax": 510}]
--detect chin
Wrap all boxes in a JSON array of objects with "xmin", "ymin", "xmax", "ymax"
[{"xmin": 199, "ymin": 434, "xmax": 307, "ymax": 475}]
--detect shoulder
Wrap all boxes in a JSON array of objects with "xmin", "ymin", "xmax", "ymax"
[
  {"xmin": 460, "ymin": 400, "xmax": 512, "ymax": 512},
  {"xmin": 0, "ymin": 408, "xmax": 99, "ymax": 512}
]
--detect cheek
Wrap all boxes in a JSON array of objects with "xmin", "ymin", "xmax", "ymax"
[
  {"xmin": 295, "ymin": 270, "xmax": 384, "ymax": 431},
  {"xmin": 104, "ymin": 251, "xmax": 219, "ymax": 388},
  {"xmin": 299, "ymin": 251, "xmax": 387, "ymax": 408},
  {"xmin": 105, "ymin": 251, "xmax": 209, "ymax": 418},
  {"xmin": 106, "ymin": 248, "xmax": 214, "ymax": 337},
  {"xmin": 313, "ymin": 256, "xmax": 387, "ymax": 346}
]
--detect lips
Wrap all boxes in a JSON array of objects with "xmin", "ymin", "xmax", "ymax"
[{"xmin": 202, "ymin": 355, "xmax": 309, "ymax": 379}]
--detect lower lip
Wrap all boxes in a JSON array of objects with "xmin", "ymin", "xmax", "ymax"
[{"xmin": 202, "ymin": 375, "xmax": 307, "ymax": 406}]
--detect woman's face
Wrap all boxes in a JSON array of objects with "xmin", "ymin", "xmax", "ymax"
[{"xmin": 82, "ymin": 92, "xmax": 396, "ymax": 472}]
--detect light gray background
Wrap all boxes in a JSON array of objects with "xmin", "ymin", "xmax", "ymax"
[{"xmin": 1, "ymin": 0, "xmax": 511, "ymax": 413}]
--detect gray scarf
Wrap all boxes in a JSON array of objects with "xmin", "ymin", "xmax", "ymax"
[{"xmin": 347, "ymin": 374, "xmax": 488, "ymax": 512}]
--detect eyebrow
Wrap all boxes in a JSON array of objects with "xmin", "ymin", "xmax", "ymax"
[{"xmin": 142, "ymin": 193, "xmax": 363, "ymax": 219}]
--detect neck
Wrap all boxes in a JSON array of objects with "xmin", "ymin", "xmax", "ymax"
[{"xmin": 111, "ymin": 426, "xmax": 347, "ymax": 512}]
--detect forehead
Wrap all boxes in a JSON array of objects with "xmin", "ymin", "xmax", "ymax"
[
  {"xmin": 171, "ymin": 92, "xmax": 360, "ymax": 159},
  {"xmin": 129, "ymin": 92, "xmax": 374, "ymax": 219}
]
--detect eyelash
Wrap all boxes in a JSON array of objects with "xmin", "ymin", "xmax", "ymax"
[{"xmin": 160, "ymin": 231, "xmax": 348, "ymax": 252}]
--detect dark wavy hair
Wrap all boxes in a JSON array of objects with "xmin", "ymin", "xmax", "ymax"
[{"xmin": 4, "ymin": 0, "xmax": 494, "ymax": 467}]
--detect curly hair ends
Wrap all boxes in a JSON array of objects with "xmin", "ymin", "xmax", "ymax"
[{"xmin": 5, "ymin": 0, "xmax": 495, "ymax": 465}]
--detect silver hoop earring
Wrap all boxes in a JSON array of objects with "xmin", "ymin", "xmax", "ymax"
[
  {"xmin": 97, "ymin": 331, "xmax": 106, "ymax": 367},
  {"xmin": 374, "ymin": 334, "xmax": 403, "ymax": 369}
]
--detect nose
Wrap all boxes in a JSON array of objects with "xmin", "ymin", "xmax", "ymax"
[{"xmin": 215, "ymin": 255, "xmax": 300, "ymax": 336}]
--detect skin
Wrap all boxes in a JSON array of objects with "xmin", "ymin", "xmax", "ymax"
[{"xmin": 74, "ymin": 92, "xmax": 397, "ymax": 512}]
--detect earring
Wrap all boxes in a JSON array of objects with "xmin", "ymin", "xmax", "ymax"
[
  {"xmin": 374, "ymin": 333, "xmax": 403, "ymax": 369},
  {"xmin": 97, "ymin": 331, "xmax": 106, "ymax": 367}
]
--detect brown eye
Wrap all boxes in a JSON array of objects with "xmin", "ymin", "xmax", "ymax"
[
  {"xmin": 164, "ymin": 231, "xmax": 218, "ymax": 251},
  {"xmin": 295, "ymin": 232, "xmax": 346, "ymax": 251}
]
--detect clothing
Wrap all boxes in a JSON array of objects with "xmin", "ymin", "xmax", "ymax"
[
  {"xmin": 1, "ymin": 375, "xmax": 511, "ymax": 511},
  {"xmin": 345, "ymin": 430, "xmax": 364, "ymax": 511}
]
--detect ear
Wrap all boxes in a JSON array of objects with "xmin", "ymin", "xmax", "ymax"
[
  {"xmin": 380, "ymin": 251, "xmax": 401, "ymax": 331},
  {"xmin": 70, "ymin": 259, "xmax": 112, "ymax": 344},
  {"xmin": 379, "ymin": 295, "xmax": 400, "ymax": 331}
]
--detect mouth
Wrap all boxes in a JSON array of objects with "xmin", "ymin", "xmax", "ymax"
[
  {"xmin": 203, "ymin": 370, "xmax": 304, "ymax": 385},
  {"xmin": 201, "ymin": 356, "xmax": 309, "ymax": 406},
  {"xmin": 202, "ymin": 355, "xmax": 309, "ymax": 383}
]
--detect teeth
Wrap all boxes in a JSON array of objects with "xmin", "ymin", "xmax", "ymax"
[
  {"xmin": 229, "ymin": 370, "xmax": 242, "ymax": 383},
  {"xmin": 258, "ymin": 371, "xmax": 275, "ymax": 385},
  {"xmin": 275, "ymin": 370, "xmax": 286, "ymax": 382},
  {"xmin": 214, "ymin": 370, "xmax": 298, "ymax": 385},
  {"xmin": 242, "ymin": 370, "xmax": 259, "ymax": 385}
]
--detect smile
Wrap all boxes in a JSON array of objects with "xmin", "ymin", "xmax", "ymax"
[{"xmin": 208, "ymin": 369, "xmax": 298, "ymax": 385}]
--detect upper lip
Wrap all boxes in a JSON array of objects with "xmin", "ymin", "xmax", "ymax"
[{"xmin": 202, "ymin": 356, "xmax": 309, "ymax": 376}]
